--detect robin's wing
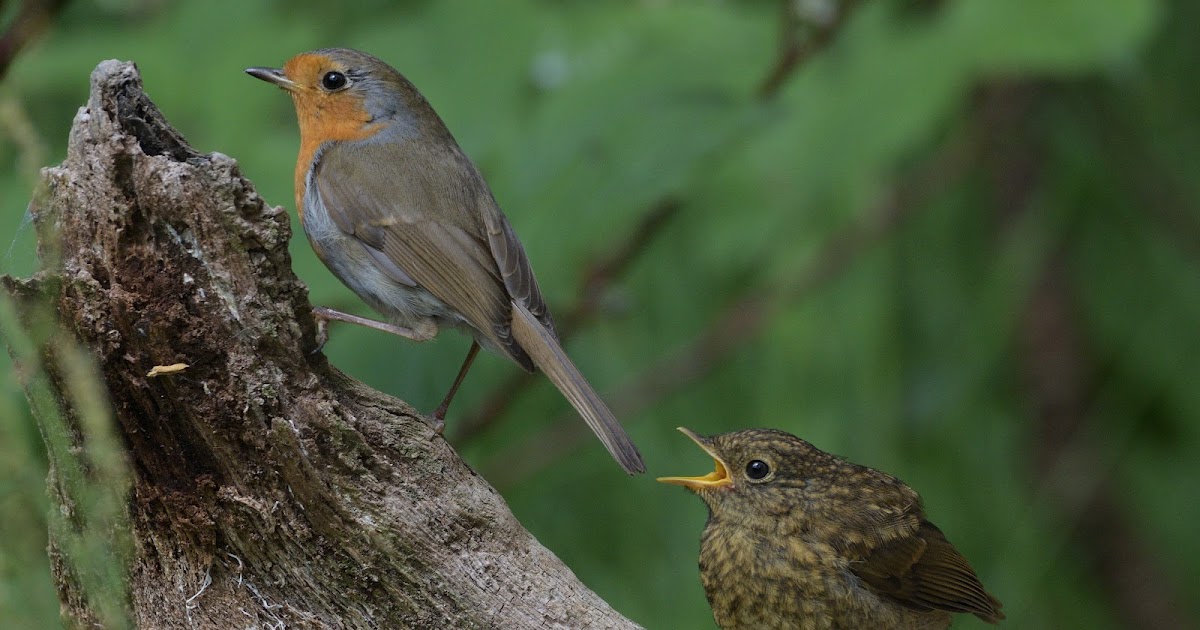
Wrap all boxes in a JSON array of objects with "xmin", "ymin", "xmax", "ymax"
[
  {"xmin": 479, "ymin": 203, "xmax": 556, "ymax": 337},
  {"xmin": 313, "ymin": 138, "xmax": 536, "ymax": 368},
  {"xmin": 840, "ymin": 506, "xmax": 1005, "ymax": 623}
]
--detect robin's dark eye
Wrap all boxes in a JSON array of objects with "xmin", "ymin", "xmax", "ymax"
[
  {"xmin": 321, "ymin": 71, "xmax": 348, "ymax": 91},
  {"xmin": 746, "ymin": 460, "xmax": 770, "ymax": 480}
]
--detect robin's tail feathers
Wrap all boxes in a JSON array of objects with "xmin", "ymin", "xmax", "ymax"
[{"xmin": 509, "ymin": 302, "xmax": 646, "ymax": 475}]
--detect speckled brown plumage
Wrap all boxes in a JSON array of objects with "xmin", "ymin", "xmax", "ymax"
[{"xmin": 659, "ymin": 428, "xmax": 1004, "ymax": 630}]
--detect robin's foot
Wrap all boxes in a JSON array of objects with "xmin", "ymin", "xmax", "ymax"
[
  {"xmin": 429, "ymin": 411, "xmax": 446, "ymax": 436},
  {"xmin": 311, "ymin": 312, "xmax": 331, "ymax": 355}
]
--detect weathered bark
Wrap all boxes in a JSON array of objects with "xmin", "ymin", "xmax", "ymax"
[{"xmin": 4, "ymin": 60, "xmax": 639, "ymax": 630}]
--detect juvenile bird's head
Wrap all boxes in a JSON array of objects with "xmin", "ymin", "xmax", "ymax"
[{"xmin": 658, "ymin": 427, "xmax": 919, "ymax": 537}]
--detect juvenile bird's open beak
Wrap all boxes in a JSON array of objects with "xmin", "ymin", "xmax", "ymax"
[
  {"xmin": 245, "ymin": 67, "xmax": 296, "ymax": 91},
  {"xmin": 657, "ymin": 427, "xmax": 733, "ymax": 490}
]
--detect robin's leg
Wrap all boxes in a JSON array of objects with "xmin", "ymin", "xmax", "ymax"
[
  {"xmin": 311, "ymin": 306, "xmax": 437, "ymax": 354},
  {"xmin": 431, "ymin": 341, "xmax": 481, "ymax": 433}
]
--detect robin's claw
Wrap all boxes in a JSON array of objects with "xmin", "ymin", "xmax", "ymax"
[{"xmin": 430, "ymin": 401, "xmax": 450, "ymax": 436}]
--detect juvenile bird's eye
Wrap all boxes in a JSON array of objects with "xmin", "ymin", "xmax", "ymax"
[
  {"xmin": 745, "ymin": 460, "xmax": 770, "ymax": 481},
  {"xmin": 321, "ymin": 71, "xmax": 348, "ymax": 91}
]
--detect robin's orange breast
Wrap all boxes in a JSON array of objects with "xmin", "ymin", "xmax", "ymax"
[{"xmin": 289, "ymin": 93, "xmax": 382, "ymax": 225}]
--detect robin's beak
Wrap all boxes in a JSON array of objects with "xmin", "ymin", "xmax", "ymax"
[
  {"xmin": 245, "ymin": 67, "xmax": 296, "ymax": 91},
  {"xmin": 657, "ymin": 427, "xmax": 733, "ymax": 490}
]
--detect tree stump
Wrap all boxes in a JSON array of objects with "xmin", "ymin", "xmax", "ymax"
[{"xmin": 3, "ymin": 60, "xmax": 639, "ymax": 630}]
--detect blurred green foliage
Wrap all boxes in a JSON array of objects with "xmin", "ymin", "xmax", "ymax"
[
  {"xmin": 2, "ymin": 0, "xmax": 1197, "ymax": 628},
  {"xmin": 0, "ymin": 293, "xmax": 133, "ymax": 629}
]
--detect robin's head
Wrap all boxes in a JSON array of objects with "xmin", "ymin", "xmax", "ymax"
[
  {"xmin": 658, "ymin": 427, "xmax": 919, "ymax": 534},
  {"xmin": 247, "ymin": 48, "xmax": 439, "ymax": 143}
]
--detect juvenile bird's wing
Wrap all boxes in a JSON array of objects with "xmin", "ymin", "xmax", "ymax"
[
  {"xmin": 314, "ymin": 139, "xmax": 534, "ymax": 369},
  {"xmin": 842, "ymin": 507, "xmax": 1005, "ymax": 623}
]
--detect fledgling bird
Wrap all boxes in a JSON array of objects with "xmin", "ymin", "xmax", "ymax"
[
  {"xmin": 659, "ymin": 428, "xmax": 1004, "ymax": 629},
  {"xmin": 246, "ymin": 48, "xmax": 644, "ymax": 474}
]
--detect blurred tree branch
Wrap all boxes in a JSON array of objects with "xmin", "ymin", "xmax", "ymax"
[
  {"xmin": 454, "ymin": 0, "xmax": 858, "ymax": 444},
  {"xmin": 483, "ymin": 133, "xmax": 973, "ymax": 486},
  {"xmin": 1, "ymin": 60, "xmax": 639, "ymax": 630},
  {"xmin": 758, "ymin": 0, "xmax": 860, "ymax": 99},
  {"xmin": 982, "ymin": 81, "xmax": 1193, "ymax": 630},
  {"xmin": 0, "ymin": 0, "xmax": 69, "ymax": 82},
  {"xmin": 1088, "ymin": 94, "xmax": 1200, "ymax": 265}
]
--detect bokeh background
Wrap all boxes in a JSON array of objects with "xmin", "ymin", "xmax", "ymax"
[{"xmin": 1, "ymin": 0, "xmax": 1197, "ymax": 628}]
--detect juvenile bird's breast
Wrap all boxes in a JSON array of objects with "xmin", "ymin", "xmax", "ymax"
[
  {"xmin": 698, "ymin": 518, "xmax": 950, "ymax": 630},
  {"xmin": 699, "ymin": 519, "xmax": 836, "ymax": 629}
]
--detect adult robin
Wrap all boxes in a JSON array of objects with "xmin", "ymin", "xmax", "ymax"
[
  {"xmin": 246, "ymin": 48, "xmax": 645, "ymax": 474},
  {"xmin": 659, "ymin": 428, "xmax": 1004, "ymax": 629}
]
